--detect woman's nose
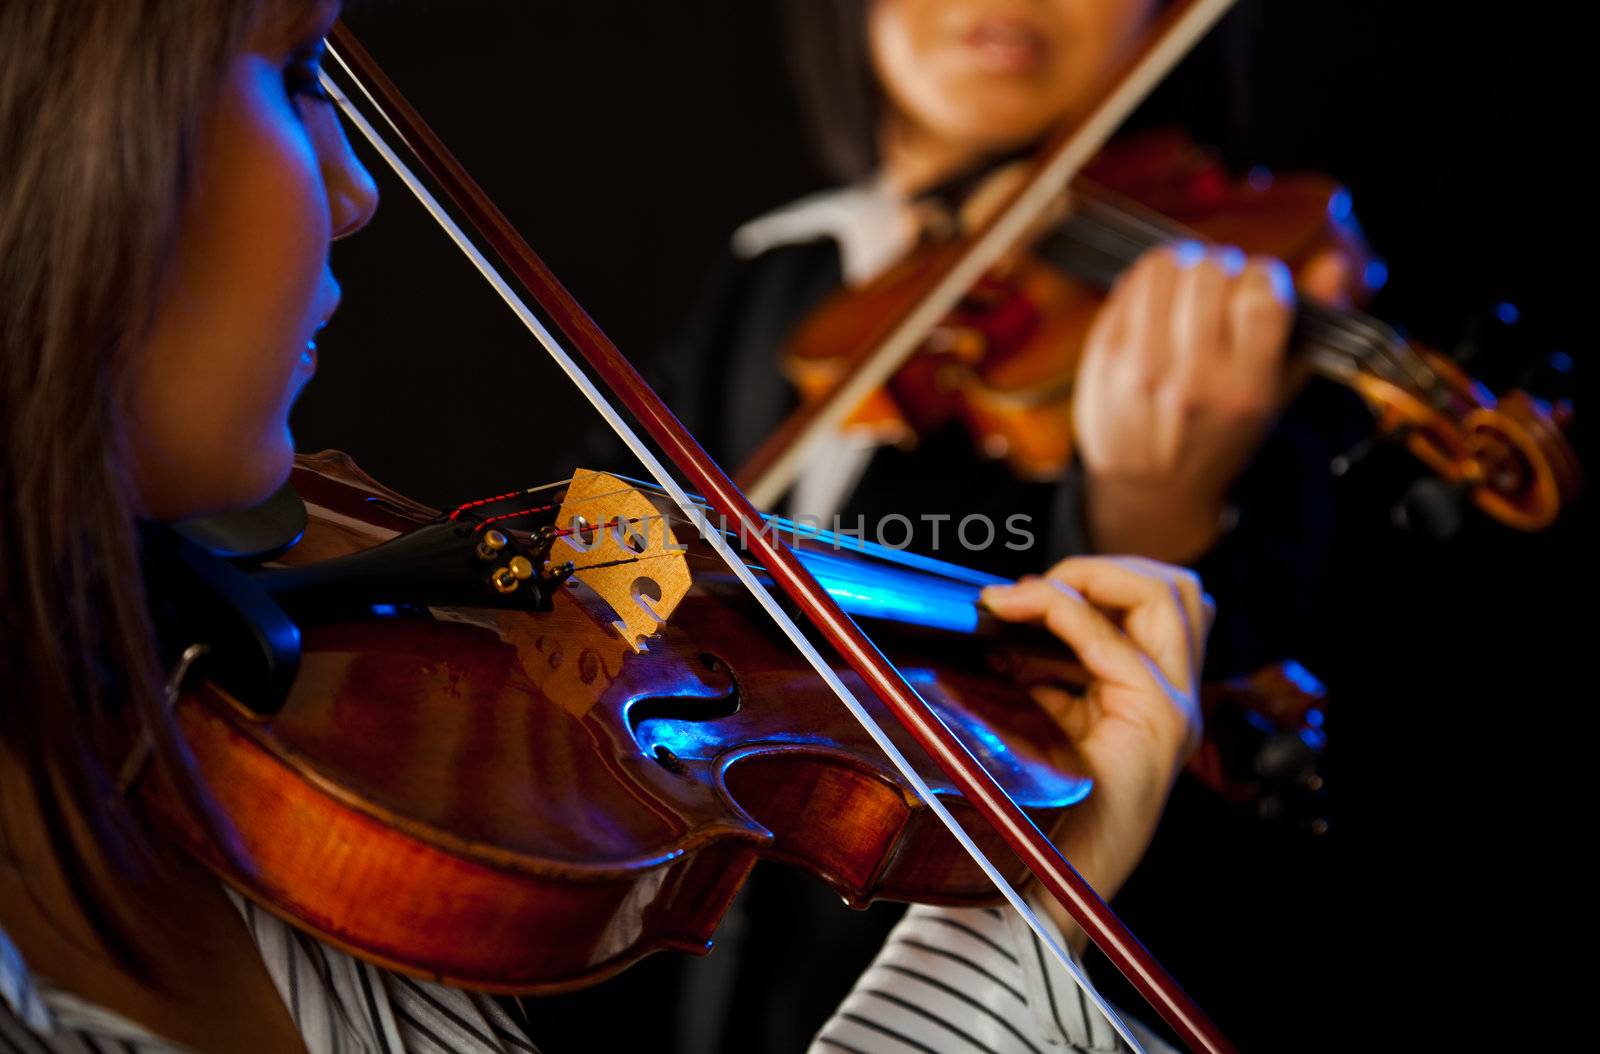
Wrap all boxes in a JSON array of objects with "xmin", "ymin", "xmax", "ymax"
[{"xmin": 322, "ymin": 113, "xmax": 379, "ymax": 240}]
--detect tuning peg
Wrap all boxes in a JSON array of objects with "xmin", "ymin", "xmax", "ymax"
[
  {"xmin": 1330, "ymin": 435, "xmax": 1377, "ymax": 478},
  {"xmin": 544, "ymin": 560, "xmax": 577, "ymax": 589},
  {"xmin": 475, "ymin": 529, "xmax": 510, "ymax": 562},
  {"xmin": 1391, "ymin": 476, "xmax": 1469, "ymax": 539},
  {"xmin": 1330, "ymin": 425, "xmax": 1413, "ymax": 478},
  {"xmin": 1252, "ymin": 731, "xmax": 1330, "ymax": 835}
]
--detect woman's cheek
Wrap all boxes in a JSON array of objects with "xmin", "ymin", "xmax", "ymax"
[
  {"xmin": 204, "ymin": 62, "xmax": 330, "ymax": 503},
  {"xmin": 127, "ymin": 64, "xmax": 327, "ymax": 519}
]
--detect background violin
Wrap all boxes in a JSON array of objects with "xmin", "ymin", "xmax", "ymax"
[{"xmin": 741, "ymin": 131, "xmax": 1582, "ymax": 531}]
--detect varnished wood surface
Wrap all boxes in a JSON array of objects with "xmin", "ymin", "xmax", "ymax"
[{"xmin": 143, "ymin": 457, "xmax": 1088, "ymax": 992}]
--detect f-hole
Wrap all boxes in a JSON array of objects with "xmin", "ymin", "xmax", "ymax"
[{"xmin": 628, "ymin": 651, "xmax": 742, "ymax": 764}]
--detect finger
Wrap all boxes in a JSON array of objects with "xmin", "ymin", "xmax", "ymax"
[
  {"xmin": 1168, "ymin": 245, "xmax": 1234, "ymax": 393},
  {"xmin": 1031, "ymin": 684, "xmax": 1095, "ymax": 749},
  {"xmin": 1057, "ymin": 559, "xmax": 1208, "ymax": 759},
  {"xmin": 1103, "ymin": 554, "xmax": 1209, "ymax": 629},
  {"xmin": 1225, "ymin": 255, "xmax": 1295, "ymax": 402},
  {"xmin": 982, "ymin": 576, "xmax": 1169, "ymax": 695},
  {"xmin": 1097, "ymin": 554, "xmax": 1209, "ymax": 627},
  {"xmin": 1121, "ymin": 246, "xmax": 1181, "ymax": 382},
  {"xmin": 1080, "ymin": 261, "xmax": 1132, "ymax": 379},
  {"xmin": 1041, "ymin": 557, "xmax": 1201, "ymax": 694},
  {"xmin": 1103, "ymin": 555, "xmax": 1213, "ymax": 676},
  {"xmin": 1228, "ymin": 255, "xmax": 1294, "ymax": 364}
]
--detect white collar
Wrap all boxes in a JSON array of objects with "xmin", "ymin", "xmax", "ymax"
[{"xmin": 730, "ymin": 177, "xmax": 919, "ymax": 287}]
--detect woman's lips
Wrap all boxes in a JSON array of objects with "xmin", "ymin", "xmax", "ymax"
[
  {"xmin": 961, "ymin": 18, "xmax": 1050, "ymax": 75},
  {"xmin": 297, "ymin": 318, "xmax": 331, "ymax": 381},
  {"xmin": 300, "ymin": 287, "xmax": 338, "ymax": 377}
]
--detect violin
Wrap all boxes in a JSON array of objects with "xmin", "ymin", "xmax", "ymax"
[
  {"xmin": 734, "ymin": 120, "xmax": 1582, "ymax": 534},
  {"xmin": 139, "ymin": 452, "xmax": 1091, "ymax": 993},
  {"xmin": 136, "ymin": 450, "xmax": 1325, "ymax": 992}
]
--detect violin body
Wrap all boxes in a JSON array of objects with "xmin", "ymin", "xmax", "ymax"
[{"xmin": 141, "ymin": 453, "xmax": 1090, "ymax": 993}]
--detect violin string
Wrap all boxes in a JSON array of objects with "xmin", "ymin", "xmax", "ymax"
[
  {"xmin": 449, "ymin": 480, "xmax": 712, "ymax": 561},
  {"xmin": 466, "ymin": 472, "xmax": 1008, "ymax": 590},
  {"xmin": 561, "ymin": 552, "xmax": 687, "ymax": 573},
  {"xmin": 448, "ymin": 487, "xmax": 541, "ymax": 521},
  {"xmin": 322, "ymin": 59, "xmax": 1145, "ymax": 1053},
  {"xmin": 448, "ymin": 473, "xmax": 578, "ymax": 523},
  {"xmin": 471, "ymin": 499, "xmax": 563, "ymax": 529},
  {"xmin": 608, "ymin": 477, "xmax": 1012, "ymax": 588}
]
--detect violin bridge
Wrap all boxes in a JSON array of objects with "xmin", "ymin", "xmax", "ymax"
[{"xmin": 549, "ymin": 469, "xmax": 691, "ymax": 652}]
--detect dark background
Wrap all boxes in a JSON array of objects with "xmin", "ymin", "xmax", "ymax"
[{"xmin": 298, "ymin": 2, "xmax": 1591, "ymax": 1049}]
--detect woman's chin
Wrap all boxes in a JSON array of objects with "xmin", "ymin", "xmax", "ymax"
[
  {"xmin": 252, "ymin": 430, "xmax": 298, "ymax": 505},
  {"xmin": 157, "ymin": 439, "xmax": 295, "ymax": 523},
  {"xmin": 935, "ymin": 104, "xmax": 1058, "ymax": 159}
]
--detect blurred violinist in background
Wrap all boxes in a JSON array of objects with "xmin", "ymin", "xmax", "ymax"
[{"xmin": 647, "ymin": 0, "xmax": 1389, "ymax": 1051}]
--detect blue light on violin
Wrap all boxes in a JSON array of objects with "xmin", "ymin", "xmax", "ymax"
[
  {"xmin": 1363, "ymin": 259, "xmax": 1388, "ymax": 291},
  {"xmin": 636, "ymin": 720, "xmax": 830, "ymax": 762},
  {"xmin": 370, "ymin": 603, "xmax": 399, "ymax": 617},
  {"xmin": 1247, "ymin": 165, "xmax": 1273, "ymax": 190},
  {"xmin": 792, "ymin": 547, "xmax": 985, "ymax": 633},
  {"xmin": 1496, "ymin": 301, "xmax": 1521, "ymax": 325},
  {"xmin": 639, "ymin": 487, "xmax": 1010, "ymax": 630},
  {"xmin": 770, "ymin": 515, "xmax": 1006, "ymax": 587},
  {"xmin": 1280, "ymin": 660, "xmax": 1326, "ymax": 698},
  {"xmin": 1245, "ymin": 710, "xmax": 1275, "ymax": 735},
  {"xmin": 1551, "ymin": 351, "xmax": 1574, "ymax": 374},
  {"xmin": 1327, "ymin": 188, "xmax": 1353, "ymax": 224},
  {"xmin": 635, "ymin": 671, "xmax": 1091, "ymax": 807},
  {"xmin": 950, "ymin": 703, "xmax": 1091, "ymax": 806}
]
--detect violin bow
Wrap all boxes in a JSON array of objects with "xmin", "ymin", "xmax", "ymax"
[
  {"xmin": 735, "ymin": 0, "xmax": 1241, "ymax": 509},
  {"xmin": 323, "ymin": 22, "xmax": 1235, "ymax": 1054}
]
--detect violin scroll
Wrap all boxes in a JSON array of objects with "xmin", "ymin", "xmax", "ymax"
[{"xmin": 1347, "ymin": 349, "xmax": 1581, "ymax": 531}]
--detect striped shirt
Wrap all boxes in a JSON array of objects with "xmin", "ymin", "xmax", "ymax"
[
  {"xmin": 1, "ymin": 893, "xmax": 539, "ymax": 1054},
  {"xmin": 4, "ymin": 895, "xmax": 1167, "ymax": 1053},
  {"xmin": 810, "ymin": 903, "xmax": 1173, "ymax": 1054}
]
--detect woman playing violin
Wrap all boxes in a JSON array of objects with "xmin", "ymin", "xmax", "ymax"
[
  {"xmin": 2, "ymin": 2, "xmax": 1211, "ymax": 1051},
  {"xmin": 656, "ymin": 0, "xmax": 1365, "ymax": 1048},
  {"xmin": 675, "ymin": 0, "xmax": 1360, "ymax": 594}
]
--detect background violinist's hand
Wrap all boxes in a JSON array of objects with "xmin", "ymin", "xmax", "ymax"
[
  {"xmin": 981, "ymin": 557, "xmax": 1210, "ymax": 943},
  {"xmin": 1071, "ymin": 242, "xmax": 1296, "ymax": 563}
]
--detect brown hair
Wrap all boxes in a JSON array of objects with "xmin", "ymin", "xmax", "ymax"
[
  {"xmin": 778, "ymin": 0, "xmax": 881, "ymax": 184},
  {"xmin": 0, "ymin": 0, "xmax": 300, "ymax": 947}
]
